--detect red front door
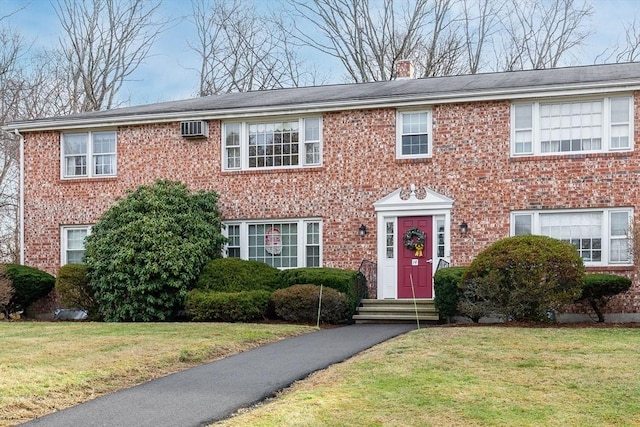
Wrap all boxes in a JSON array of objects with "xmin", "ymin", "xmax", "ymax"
[{"xmin": 397, "ymin": 216, "xmax": 433, "ymax": 298}]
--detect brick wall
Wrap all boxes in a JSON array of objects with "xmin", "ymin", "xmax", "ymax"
[{"xmin": 22, "ymin": 93, "xmax": 640, "ymax": 313}]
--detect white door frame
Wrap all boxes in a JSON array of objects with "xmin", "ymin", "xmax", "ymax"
[{"xmin": 374, "ymin": 185, "xmax": 453, "ymax": 300}]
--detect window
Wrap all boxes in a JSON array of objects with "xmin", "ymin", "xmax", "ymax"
[
  {"xmin": 511, "ymin": 209, "xmax": 631, "ymax": 265},
  {"xmin": 512, "ymin": 96, "xmax": 632, "ymax": 156},
  {"xmin": 397, "ymin": 111, "xmax": 432, "ymax": 158},
  {"xmin": 226, "ymin": 224, "xmax": 240, "ymax": 258},
  {"xmin": 223, "ymin": 118, "xmax": 322, "ymax": 171},
  {"xmin": 62, "ymin": 131, "xmax": 117, "ymax": 178},
  {"xmin": 305, "ymin": 222, "xmax": 320, "ymax": 267},
  {"xmin": 61, "ymin": 226, "xmax": 91, "ymax": 265},
  {"xmin": 223, "ymin": 219, "xmax": 322, "ymax": 268},
  {"xmin": 385, "ymin": 221, "xmax": 395, "ymax": 259},
  {"xmin": 436, "ymin": 218, "xmax": 445, "ymax": 258}
]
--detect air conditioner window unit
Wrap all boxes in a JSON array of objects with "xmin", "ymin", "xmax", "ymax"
[{"xmin": 180, "ymin": 120, "xmax": 208, "ymax": 138}]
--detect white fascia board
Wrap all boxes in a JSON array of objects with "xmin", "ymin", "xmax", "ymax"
[{"xmin": 6, "ymin": 80, "xmax": 640, "ymax": 133}]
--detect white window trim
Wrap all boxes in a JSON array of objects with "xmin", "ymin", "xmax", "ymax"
[
  {"xmin": 61, "ymin": 130, "xmax": 118, "ymax": 179},
  {"xmin": 222, "ymin": 218, "xmax": 322, "ymax": 268},
  {"xmin": 61, "ymin": 225, "xmax": 92, "ymax": 265},
  {"xmin": 510, "ymin": 208, "xmax": 633, "ymax": 266},
  {"xmin": 510, "ymin": 95, "xmax": 634, "ymax": 157},
  {"xmin": 221, "ymin": 116, "xmax": 323, "ymax": 171},
  {"xmin": 396, "ymin": 109, "xmax": 433, "ymax": 159}
]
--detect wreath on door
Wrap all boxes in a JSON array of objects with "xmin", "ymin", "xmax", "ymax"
[{"xmin": 403, "ymin": 227, "xmax": 426, "ymax": 257}]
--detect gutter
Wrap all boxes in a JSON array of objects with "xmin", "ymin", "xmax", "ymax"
[{"xmin": 13, "ymin": 129, "xmax": 24, "ymax": 265}]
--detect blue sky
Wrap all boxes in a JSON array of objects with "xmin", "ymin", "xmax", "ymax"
[{"xmin": 2, "ymin": 0, "xmax": 640, "ymax": 107}]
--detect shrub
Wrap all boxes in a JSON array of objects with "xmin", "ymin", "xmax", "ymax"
[
  {"xmin": 4, "ymin": 264, "xmax": 55, "ymax": 317},
  {"xmin": 0, "ymin": 266, "xmax": 14, "ymax": 319},
  {"xmin": 85, "ymin": 180, "xmax": 226, "ymax": 322},
  {"xmin": 575, "ymin": 273, "xmax": 632, "ymax": 322},
  {"xmin": 461, "ymin": 235, "xmax": 584, "ymax": 322},
  {"xmin": 196, "ymin": 258, "xmax": 282, "ymax": 292},
  {"xmin": 270, "ymin": 284, "xmax": 350, "ymax": 324},
  {"xmin": 457, "ymin": 277, "xmax": 492, "ymax": 323},
  {"xmin": 279, "ymin": 267, "xmax": 364, "ymax": 312},
  {"xmin": 433, "ymin": 267, "xmax": 468, "ymax": 321},
  {"xmin": 185, "ymin": 289, "xmax": 271, "ymax": 322},
  {"xmin": 55, "ymin": 264, "xmax": 101, "ymax": 320}
]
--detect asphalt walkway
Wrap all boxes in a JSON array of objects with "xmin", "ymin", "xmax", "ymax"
[{"xmin": 21, "ymin": 323, "xmax": 416, "ymax": 427}]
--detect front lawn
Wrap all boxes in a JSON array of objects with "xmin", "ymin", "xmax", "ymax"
[
  {"xmin": 0, "ymin": 322, "xmax": 314, "ymax": 426},
  {"xmin": 216, "ymin": 326, "xmax": 640, "ymax": 426}
]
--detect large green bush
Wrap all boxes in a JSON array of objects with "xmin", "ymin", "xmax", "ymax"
[
  {"xmin": 575, "ymin": 273, "xmax": 632, "ymax": 322},
  {"xmin": 433, "ymin": 267, "xmax": 468, "ymax": 321},
  {"xmin": 4, "ymin": 264, "xmax": 55, "ymax": 317},
  {"xmin": 270, "ymin": 284, "xmax": 350, "ymax": 324},
  {"xmin": 196, "ymin": 258, "xmax": 282, "ymax": 292},
  {"xmin": 55, "ymin": 264, "xmax": 101, "ymax": 320},
  {"xmin": 461, "ymin": 235, "xmax": 584, "ymax": 322},
  {"xmin": 279, "ymin": 267, "xmax": 364, "ymax": 311},
  {"xmin": 185, "ymin": 289, "xmax": 271, "ymax": 322},
  {"xmin": 85, "ymin": 180, "xmax": 226, "ymax": 322}
]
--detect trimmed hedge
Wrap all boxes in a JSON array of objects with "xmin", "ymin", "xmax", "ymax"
[
  {"xmin": 576, "ymin": 273, "xmax": 632, "ymax": 322},
  {"xmin": 5, "ymin": 264, "xmax": 55, "ymax": 316},
  {"xmin": 433, "ymin": 267, "xmax": 468, "ymax": 320},
  {"xmin": 270, "ymin": 284, "xmax": 350, "ymax": 324},
  {"xmin": 461, "ymin": 235, "xmax": 584, "ymax": 322},
  {"xmin": 185, "ymin": 289, "xmax": 271, "ymax": 322},
  {"xmin": 279, "ymin": 267, "xmax": 364, "ymax": 311},
  {"xmin": 196, "ymin": 258, "xmax": 282, "ymax": 292},
  {"xmin": 55, "ymin": 264, "xmax": 101, "ymax": 319}
]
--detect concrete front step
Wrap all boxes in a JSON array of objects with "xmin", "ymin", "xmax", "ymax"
[
  {"xmin": 354, "ymin": 299, "xmax": 440, "ymax": 324},
  {"xmin": 353, "ymin": 314, "xmax": 440, "ymax": 324}
]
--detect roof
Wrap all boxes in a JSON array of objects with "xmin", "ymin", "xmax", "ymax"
[{"xmin": 7, "ymin": 62, "xmax": 640, "ymax": 131}]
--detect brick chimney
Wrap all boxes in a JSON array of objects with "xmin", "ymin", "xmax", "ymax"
[{"xmin": 395, "ymin": 60, "xmax": 415, "ymax": 79}]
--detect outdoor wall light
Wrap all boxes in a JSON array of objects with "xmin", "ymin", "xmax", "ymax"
[
  {"xmin": 358, "ymin": 224, "xmax": 368, "ymax": 237},
  {"xmin": 459, "ymin": 221, "xmax": 468, "ymax": 234}
]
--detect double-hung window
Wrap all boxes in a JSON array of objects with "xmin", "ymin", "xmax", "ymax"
[
  {"xmin": 223, "ymin": 219, "xmax": 322, "ymax": 268},
  {"xmin": 512, "ymin": 96, "xmax": 632, "ymax": 156},
  {"xmin": 62, "ymin": 131, "xmax": 117, "ymax": 178},
  {"xmin": 61, "ymin": 226, "xmax": 91, "ymax": 265},
  {"xmin": 223, "ymin": 118, "xmax": 322, "ymax": 171},
  {"xmin": 396, "ymin": 110, "xmax": 432, "ymax": 159},
  {"xmin": 511, "ymin": 209, "xmax": 632, "ymax": 265}
]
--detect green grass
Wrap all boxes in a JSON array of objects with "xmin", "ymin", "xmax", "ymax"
[
  {"xmin": 0, "ymin": 322, "xmax": 314, "ymax": 426},
  {"xmin": 215, "ymin": 326, "xmax": 640, "ymax": 427},
  {"xmin": 4, "ymin": 324, "xmax": 639, "ymax": 427}
]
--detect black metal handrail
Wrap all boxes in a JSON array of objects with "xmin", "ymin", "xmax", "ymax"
[
  {"xmin": 435, "ymin": 259, "xmax": 450, "ymax": 271},
  {"xmin": 356, "ymin": 259, "xmax": 377, "ymax": 305}
]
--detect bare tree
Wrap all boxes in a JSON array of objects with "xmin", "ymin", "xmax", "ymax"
[
  {"xmin": 497, "ymin": 0, "xmax": 594, "ymax": 71},
  {"xmin": 190, "ymin": 0, "xmax": 313, "ymax": 95},
  {"xmin": 596, "ymin": 14, "xmax": 640, "ymax": 63},
  {"xmin": 287, "ymin": 0, "xmax": 454, "ymax": 82},
  {"xmin": 461, "ymin": 0, "xmax": 504, "ymax": 74},
  {"xmin": 0, "ymin": 44, "xmax": 79, "ymax": 266},
  {"xmin": 411, "ymin": 0, "xmax": 465, "ymax": 77},
  {"xmin": 0, "ymin": 24, "xmax": 24, "ymax": 263},
  {"xmin": 53, "ymin": 0, "xmax": 166, "ymax": 112}
]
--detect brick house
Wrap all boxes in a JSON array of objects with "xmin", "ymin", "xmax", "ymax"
[{"xmin": 6, "ymin": 61, "xmax": 640, "ymax": 320}]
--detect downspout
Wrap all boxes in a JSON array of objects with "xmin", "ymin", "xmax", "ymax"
[{"xmin": 13, "ymin": 129, "xmax": 24, "ymax": 265}]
